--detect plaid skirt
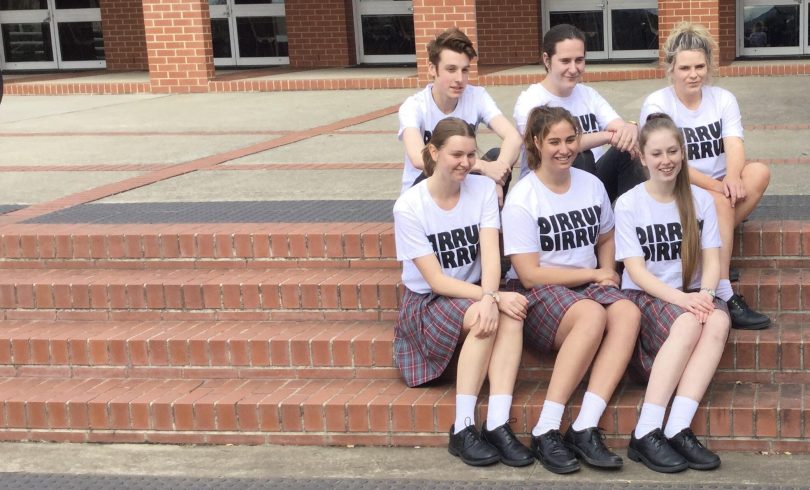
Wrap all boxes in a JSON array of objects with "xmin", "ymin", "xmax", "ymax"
[
  {"xmin": 505, "ymin": 280, "xmax": 629, "ymax": 353},
  {"xmin": 394, "ymin": 288, "xmax": 475, "ymax": 388},
  {"xmin": 624, "ymin": 289, "xmax": 730, "ymax": 381}
]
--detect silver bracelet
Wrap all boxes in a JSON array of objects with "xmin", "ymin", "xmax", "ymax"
[{"xmin": 700, "ymin": 287, "xmax": 716, "ymax": 298}]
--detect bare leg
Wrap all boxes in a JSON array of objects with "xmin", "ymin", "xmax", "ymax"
[
  {"xmin": 586, "ymin": 299, "xmax": 640, "ymax": 402},
  {"xmin": 643, "ymin": 313, "xmax": 702, "ymax": 407},
  {"xmin": 456, "ymin": 302, "xmax": 497, "ymax": 396},
  {"xmin": 733, "ymin": 162, "xmax": 770, "ymax": 226},
  {"xmin": 487, "ymin": 314, "xmax": 523, "ymax": 395},
  {"xmin": 674, "ymin": 310, "xmax": 731, "ymax": 401}
]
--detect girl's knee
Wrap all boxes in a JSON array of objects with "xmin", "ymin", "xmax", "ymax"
[
  {"xmin": 744, "ymin": 161, "xmax": 771, "ymax": 190},
  {"xmin": 671, "ymin": 314, "xmax": 703, "ymax": 346},
  {"xmin": 607, "ymin": 300, "xmax": 641, "ymax": 336}
]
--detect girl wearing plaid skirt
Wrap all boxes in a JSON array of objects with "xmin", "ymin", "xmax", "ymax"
[
  {"xmin": 393, "ymin": 117, "xmax": 534, "ymax": 467},
  {"xmin": 502, "ymin": 105, "xmax": 641, "ymax": 474},
  {"xmin": 615, "ymin": 113, "xmax": 730, "ymax": 473}
]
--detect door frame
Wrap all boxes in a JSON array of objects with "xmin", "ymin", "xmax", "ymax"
[
  {"xmin": 352, "ymin": 0, "xmax": 415, "ymax": 64},
  {"xmin": 209, "ymin": 0, "xmax": 288, "ymax": 67},
  {"xmin": 737, "ymin": 0, "xmax": 808, "ymax": 56}
]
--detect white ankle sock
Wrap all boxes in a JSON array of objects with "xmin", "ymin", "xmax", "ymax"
[
  {"xmin": 663, "ymin": 396, "xmax": 699, "ymax": 438},
  {"xmin": 716, "ymin": 279, "xmax": 734, "ymax": 302},
  {"xmin": 634, "ymin": 402, "xmax": 666, "ymax": 439},
  {"xmin": 532, "ymin": 400, "xmax": 565, "ymax": 436},
  {"xmin": 486, "ymin": 394, "xmax": 513, "ymax": 430},
  {"xmin": 571, "ymin": 391, "xmax": 607, "ymax": 431},
  {"xmin": 454, "ymin": 394, "xmax": 477, "ymax": 434}
]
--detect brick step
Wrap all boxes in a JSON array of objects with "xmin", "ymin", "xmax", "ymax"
[
  {"xmin": 0, "ymin": 223, "xmax": 396, "ymax": 265},
  {"xmin": 1, "ymin": 319, "xmax": 808, "ymax": 384},
  {"xmin": 0, "ymin": 267, "xmax": 403, "ymax": 322},
  {"xmin": 735, "ymin": 268, "xmax": 810, "ymax": 313},
  {"xmin": 0, "ymin": 219, "xmax": 805, "ymax": 268},
  {"xmin": 0, "ymin": 376, "xmax": 805, "ymax": 453}
]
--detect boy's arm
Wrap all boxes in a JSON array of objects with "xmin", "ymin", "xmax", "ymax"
[
  {"xmin": 401, "ymin": 127, "xmax": 426, "ymax": 171},
  {"xmin": 471, "ymin": 115, "xmax": 520, "ymax": 185}
]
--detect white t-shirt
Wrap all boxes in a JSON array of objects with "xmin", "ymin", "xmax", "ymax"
[
  {"xmin": 639, "ymin": 86, "xmax": 744, "ymax": 179},
  {"xmin": 397, "ymin": 84, "xmax": 502, "ymax": 194},
  {"xmin": 614, "ymin": 183, "xmax": 721, "ymax": 291},
  {"xmin": 502, "ymin": 168, "xmax": 614, "ymax": 281},
  {"xmin": 394, "ymin": 175, "xmax": 501, "ymax": 294},
  {"xmin": 513, "ymin": 83, "xmax": 620, "ymax": 178}
]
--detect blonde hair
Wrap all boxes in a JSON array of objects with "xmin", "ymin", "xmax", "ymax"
[
  {"xmin": 663, "ymin": 22, "xmax": 717, "ymax": 82},
  {"xmin": 640, "ymin": 113, "xmax": 700, "ymax": 290},
  {"xmin": 421, "ymin": 117, "xmax": 477, "ymax": 176},
  {"xmin": 523, "ymin": 105, "xmax": 580, "ymax": 171}
]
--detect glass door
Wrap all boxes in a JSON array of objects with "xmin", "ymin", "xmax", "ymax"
[
  {"xmin": 739, "ymin": 0, "xmax": 809, "ymax": 56},
  {"xmin": 0, "ymin": 0, "xmax": 104, "ymax": 70},
  {"xmin": 353, "ymin": 0, "xmax": 415, "ymax": 64},
  {"xmin": 543, "ymin": 0, "xmax": 658, "ymax": 60},
  {"xmin": 209, "ymin": 0, "xmax": 288, "ymax": 67}
]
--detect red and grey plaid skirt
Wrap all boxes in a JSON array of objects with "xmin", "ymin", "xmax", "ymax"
[
  {"xmin": 394, "ymin": 288, "xmax": 475, "ymax": 388},
  {"xmin": 623, "ymin": 289, "xmax": 730, "ymax": 381},
  {"xmin": 505, "ymin": 280, "xmax": 629, "ymax": 353}
]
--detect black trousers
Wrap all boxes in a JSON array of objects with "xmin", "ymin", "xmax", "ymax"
[{"xmin": 574, "ymin": 147, "xmax": 647, "ymax": 202}]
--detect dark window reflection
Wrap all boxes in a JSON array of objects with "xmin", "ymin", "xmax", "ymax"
[
  {"xmin": 0, "ymin": 0, "xmax": 48, "ymax": 10},
  {"xmin": 211, "ymin": 18, "xmax": 232, "ymax": 58},
  {"xmin": 550, "ymin": 11, "xmax": 604, "ymax": 52},
  {"xmin": 361, "ymin": 15, "xmax": 414, "ymax": 56},
  {"xmin": 743, "ymin": 5, "xmax": 799, "ymax": 48},
  {"xmin": 236, "ymin": 16, "xmax": 287, "ymax": 57},
  {"xmin": 54, "ymin": 0, "xmax": 99, "ymax": 8},
  {"xmin": 58, "ymin": 21, "xmax": 103, "ymax": 61},
  {"xmin": 612, "ymin": 9, "xmax": 658, "ymax": 51},
  {"xmin": 235, "ymin": 0, "xmax": 284, "ymax": 4},
  {"xmin": 2, "ymin": 22, "xmax": 53, "ymax": 62}
]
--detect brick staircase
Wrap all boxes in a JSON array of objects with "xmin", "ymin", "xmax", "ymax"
[{"xmin": 0, "ymin": 220, "xmax": 807, "ymax": 453}]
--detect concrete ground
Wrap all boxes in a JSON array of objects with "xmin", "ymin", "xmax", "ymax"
[{"xmin": 0, "ymin": 75, "xmax": 809, "ymax": 486}]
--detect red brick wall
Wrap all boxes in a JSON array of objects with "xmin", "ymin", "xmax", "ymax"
[
  {"xmin": 99, "ymin": 0, "xmax": 148, "ymax": 71},
  {"xmin": 657, "ymin": 0, "xmax": 721, "ymax": 64},
  {"xmin": 718, "ymin": 0, "xmax": 736, "ymax": 64},
  {"xmin": 286, "ymin": 0, "xmax": 355, "ymax": 67},
  {"xmin": 476, "ymin": 0, "xmax": 539, "ymax": 65},
  {"xmin": 142, "ymin": 0, "xmax": 214, "ymax": 93},
  {"xmin": 413, "ymin": 0, "xmax": 478, "ymax": 85}
]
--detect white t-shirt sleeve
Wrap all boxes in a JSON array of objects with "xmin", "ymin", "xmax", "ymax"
[
  {"xmin": 718, "ymin": 89, "xmax": 744, "ymax": 140},
  {"xmin": 695, "ymin": 188, "xmax": 722, "ymax": 249},
  {"xmin": 397, "ymin": 94, "xmax": 423, "ymax": 140},
  {"xmin": 393, "ymin": 202, "xmax": 434, "ymax": 261},
  {"xmin": 639, "ymin": 92, "xmax": 668, "ymax": 129},
  {"xmin": 502, "ymin": 201, "xmax": 539, "ymax": 255},
  {"xmin": 614, "ymin": 193, "xmax": 644, "ymax": 260},
  {"xmin": 513, "ymin": 88, "xmax": 534, "ymax": 136},
  {"xmin": 598, "ymin": 185, "xmax": 615, "ymax": 234},
  {"xmin": 477, "ymin": 88, "xmax": 503, "ymax": 127},
  {"xmin": 481, "ymin": 179, "xmax": 501, "ymax": 230},
  {"xmin": 588, "ymin": 87, "xmax": 621, "ymax": 128}
]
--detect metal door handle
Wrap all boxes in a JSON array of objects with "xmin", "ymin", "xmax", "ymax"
[{"xmin": 44, "ymin": 13, "xmax": 51, "ymax": 23}]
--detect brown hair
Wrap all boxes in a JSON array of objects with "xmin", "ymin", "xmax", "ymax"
[
  {"xmin": 663, "ymin": 22, "xmax": 717, "ymax": 81},
  {"xmin": 427, "ymin": 28, "xmax": 477, "ymax": 67},
  {"xmin": 542, "ymin": 24, "xmax": 586, "ymax": 72},
  {"xmin": 523, "ymin": 105, "xmax": 580, "ymax": 170},
  {"xmin": 640, "ymin": 113, "xmax": 700, "ymax": 290},
  {"xmin": 421, "ymin": 117, "xmax": 477, "ymax": 177}
]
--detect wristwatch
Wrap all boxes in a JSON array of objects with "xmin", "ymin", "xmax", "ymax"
[
  {"xmin": 483, "ymin": 291, "xmax": 500, "ymax": 303},
  {"xmin": 700, "ymin": 287, "xmax": 716, "ymax": 298}
]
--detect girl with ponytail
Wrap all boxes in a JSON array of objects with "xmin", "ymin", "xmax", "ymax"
[
  {"xmin": 393, "ymin": 117, "xmax": 533, "ymax": 468},
  {"xmin": 614, "ymin": 113, "xmax": 730, "ymax": 473}
]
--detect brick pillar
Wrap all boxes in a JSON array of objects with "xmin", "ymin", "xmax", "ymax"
[
  {"xmin": 287, "ymin": 0, "xmax": 354, "ymax": 67},
  {"xmin": 718, "ymin": 0, "xmax": 737, "ymax": 64},
  {"xmin": 142, "ymin": 0, "xmax": 214, "ymax": 94},
  {"xmin": 657, "ymin": 0, "xmax": 723, "ymax": 65},
  {"xmin": 100, "ymin": 0, "xmax": 148, "ymax": 71},
  {"xmin": 476, "ymin": 0, "xmax": 539, "ymax": 65},
  {"xmin": 413, "ymin": 0, "xmax": 478, "ymax": 85}
]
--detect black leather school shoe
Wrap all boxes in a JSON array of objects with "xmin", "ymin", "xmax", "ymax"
[
  {"xmin": 627, "ymin": 428, "xmax": 689, "ymax": 473},
  {"xmin": 667, "ymin": 428, "xmax": 721, "ymax": 470},
  {"xmin": 448, "ymin": 424, "xmax": 500, "ymax": 467},
  {"xmin": 728, "ymin": 294, "xmax": 770, "ymax": 330},
  {"xmin": 481, "ymin": 421, "xmax": 534, "ymax": 467},
  {"xmin": 563, "ymin": 426, "xmax": 623, "ymax": 469},
  {"xmin": 530, "ymin": 429, "xmax": 580, "ymax": 474}
]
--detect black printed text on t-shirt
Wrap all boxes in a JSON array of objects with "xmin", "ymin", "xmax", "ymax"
[
  {"xmin": 636, "ymin": 220, "xmax": 705, "ymax": 261},
  {"xmin": 681, "ymin": 120, "xmax": 724, "ymax": 160},
  {"xmin": 426, "ymin": 225, "xmax": 480, "ymax": 269},
  {"xmin": 577, "ymin": 114, "xmax": 600, "ymax": 134},
  {"xmin": 538, "ymin": 206, "xmax": 601, "ymax": 252}
]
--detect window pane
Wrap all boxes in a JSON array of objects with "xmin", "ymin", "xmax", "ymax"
[
  {"xmin": 550, "ymin": 11, "xmax": 604, "ymax": 52},
  {"xmin": 612, "ymin": 8, "xmax": 658, "ymax": 51},
  {"xmin": 743, "ymin": 5, "xmax": 799, "ymax": 48},
  {"xmin": 54, "ymin": 0, "xmax": 99, "ymax": 8},
  {"xmin": 211, "ymin": 18, "xmax": 231, "ymax": 58},
  {"xmin": 361, "ymin": 14, "xmax": 415, "ymax": 55},
  {"xmin": 236, "ymin": 16, "xmax": 288, "ymax": 57},
  {"xmin": 234, "ymin": 0, "xmax": 284, "ymax": 4},
  {"xmin": 0, "ymin": 0, "xmax": 48, "ymax": 10},
  {"xmin": 58, "ymin": 21, "xmax": 103, "ymax": 61},
  {"xmin": 1, "ymin": 22, "xmax": 53, "ymax": 61}
]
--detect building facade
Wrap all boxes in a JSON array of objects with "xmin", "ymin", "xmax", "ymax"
[{"xmin": 0, "ymin": 0, "xmax": 807, "ymax": 92}]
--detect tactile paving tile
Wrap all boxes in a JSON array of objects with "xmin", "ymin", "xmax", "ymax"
[{"xmin": 25, "ymin": 200, "xmax": 395, "ymax": 224}]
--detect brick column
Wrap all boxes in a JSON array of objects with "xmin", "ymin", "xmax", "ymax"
[
  {"xmin": 658, "ymin": 0, "xmax": 731, "ymax": 65},
  {"xmin": 142, "ymin": 0, "xmax": 214, "ymax": 93},
  {"xmin": 476, "ymin": 0, "xmax": 539, "ymax": 65},
  {"xmin": 100, "ymin": 0, "xmax": 148, "ymax": 71},
  {"xmin": 287, "ymin": 0, "xmax": 354, "ymax": 67},
  {"xmin": 718, "ymin": 0, "xmax": 737, "ymax": 64},
  {"xmin": 413, "ymin": 0, "xmax": 478, "ymax": 85}
]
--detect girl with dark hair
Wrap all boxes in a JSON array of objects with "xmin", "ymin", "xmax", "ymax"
[
  {"xmin": 639, "ymin": 22, "xmax": 771, "ymax": 330},
  {"xmin": 393, "ymin": 117, "xmax": 533, "ymax": 468},
  {"xmin": 503, "ymin": 105, "xmax": 640, "ymax": 474},
  {"xmin": 513, "ymin": 23, "xmax": 645, "ymax": 202},
  {"xmin": 615, "ymin": 113, "xmax": 730, "ymax": 473}
]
